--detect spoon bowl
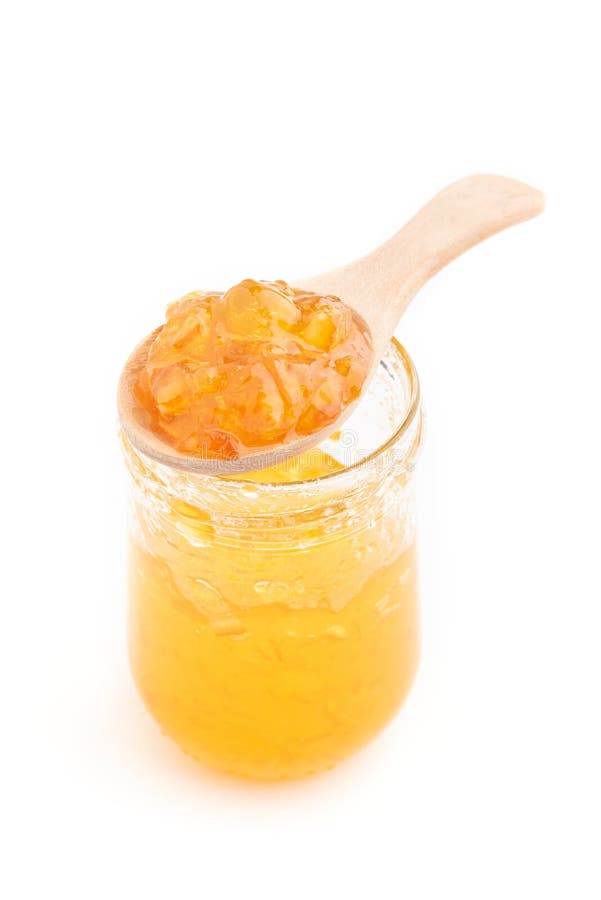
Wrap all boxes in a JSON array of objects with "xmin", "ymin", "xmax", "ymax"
[{"xmin": 118, "ymin": 313, "xmax": 372, "ymax": 475}]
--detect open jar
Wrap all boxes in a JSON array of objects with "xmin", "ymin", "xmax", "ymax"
[{"xmin": 121, "ymin": 338, "xmax": 424, "ymax": 779}]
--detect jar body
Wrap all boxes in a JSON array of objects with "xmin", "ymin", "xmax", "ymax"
[{"xmin": 124, "ymin": 341, "xmax": 423, "ymax": 779}]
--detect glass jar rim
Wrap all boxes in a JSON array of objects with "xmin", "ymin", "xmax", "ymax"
[
  {"xmin": 123, "ymin": 337, "xmax": 421, "ymax": 493},
  {"xmin": 122, "ymin": 338, "xmax": 422, "ymax": 540}
]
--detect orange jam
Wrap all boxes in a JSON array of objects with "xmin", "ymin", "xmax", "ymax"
[
  {"xmin": 125, "ymin": 436, "xmax": 420, "ymax": 780},
  {"xmin": 134, "ymin": 279, "xmax": 372, "ymax": 459}
]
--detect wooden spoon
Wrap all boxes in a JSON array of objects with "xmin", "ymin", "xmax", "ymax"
[{"xmin": 118, "ymin": 174, "xmax": 544, "ymax": 475}]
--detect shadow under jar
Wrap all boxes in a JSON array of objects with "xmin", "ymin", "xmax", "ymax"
[{"xmin": 122, "ymin": 338, "xmax": 424, "ymax": 780}]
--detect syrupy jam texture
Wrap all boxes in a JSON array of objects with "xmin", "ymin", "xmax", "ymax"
[
  {"xmin": 125, "ymin": 441, "xmax": 420, "ymax": 779},
  {"xmin": 134, "ymin": 279, "xmax": 372, "ymax": 459}
]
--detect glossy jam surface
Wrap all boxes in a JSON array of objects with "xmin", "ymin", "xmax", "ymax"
[
  {"xmin": 134, "ymin": 279, "xmax": 372, "ymax": 459},
  {"xmin": 126, "ymin": 442, "xmax": 419, "ymax": 779}
]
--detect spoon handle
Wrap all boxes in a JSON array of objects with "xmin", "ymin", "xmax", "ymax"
[{"xmin": 297, "ymin": 174, "xmax": 544, "ymax": 353}]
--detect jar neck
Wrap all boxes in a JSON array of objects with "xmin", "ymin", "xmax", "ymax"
[{"xmin": 122, "ymin": 397, "xmax": 423, "ymax": 546}]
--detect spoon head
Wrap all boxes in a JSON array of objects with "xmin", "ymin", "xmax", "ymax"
[{"xmin": 117, "ymin": 322, "xmax": 370, "ymax": 476}]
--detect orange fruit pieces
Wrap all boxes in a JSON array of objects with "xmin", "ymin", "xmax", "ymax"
[{"xmin": 135, "ymin": 279, "xmax": 372, "ymax": 459}]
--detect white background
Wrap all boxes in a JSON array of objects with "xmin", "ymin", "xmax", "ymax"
[{"xmin": 2, "ymin": 2, "xmax": 600, "ymax": 898}]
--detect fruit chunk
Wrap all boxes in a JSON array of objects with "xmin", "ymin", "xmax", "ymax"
[
  {"xmin": 302, "ymin": 310, "xmax": 336, "ymax": 350},
  {"xmin": 135, "ymin": 279, "xmax": 372, "ymax": 459},
  {"xmin": 220, "ymin": 280, "xmax": 301, "ymax": 338}
]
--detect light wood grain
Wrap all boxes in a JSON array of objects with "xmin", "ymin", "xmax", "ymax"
[{"xmin": 296, "ymin": 174, "xmax": 544, "ymax": 363}]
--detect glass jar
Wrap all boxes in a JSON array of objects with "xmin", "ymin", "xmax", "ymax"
[{"xmin": 121, "ymin": 338, "xmax": 423, "ymax": 780}]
